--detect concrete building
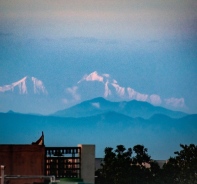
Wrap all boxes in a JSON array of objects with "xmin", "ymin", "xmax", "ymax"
[{"xmin": 0, "ymin": 133, "xmax": 95, "ymax": 184}]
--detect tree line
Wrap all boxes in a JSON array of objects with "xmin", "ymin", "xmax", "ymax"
[{"xmin": 95, "ymin": 144, "xmax": 197, "ymax": 184}]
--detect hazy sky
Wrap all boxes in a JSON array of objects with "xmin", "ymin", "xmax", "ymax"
[{"xmin": 0, "ymin": 0, "xmax": 197, "ymax": 114}]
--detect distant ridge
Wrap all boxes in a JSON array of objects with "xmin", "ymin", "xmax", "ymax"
[
  {"xmin": 53, "ymin": 97, "xmax": 187, "ymax": 119},
  {"xmin": 1, "ymin": 109, "xmax": 196, "ymax": 159},
  {"xmin": 7, "ymin": 110, "xmax": 15, "ymax": 114}
]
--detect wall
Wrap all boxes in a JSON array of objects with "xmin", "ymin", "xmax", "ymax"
[
  {"xmin": 0, "ymin": 144, "xmax": 96, "ymax": 184},
  {"xmin": 0, "ymin": 145, "xmax": 45, "ymax": 184},
  {"xmin": 78, "ymin": 145, "xmax": 95, "ymax": 184}
]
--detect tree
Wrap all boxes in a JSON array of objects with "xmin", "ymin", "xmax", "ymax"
[
  {"xmin": 97, "ymin": 145, "xmax": 132, "ymax": 184},
  {"xmin": 131, "ymin": 145, "xmax": 160, "ymax": 184},
  {"xmin": 96, "ymin": 143, "xmax": 197, "ymax": 184},
  {"xmin": 133, "ymin": 145, "xmax": 151, "ymax": 165},
  {"xmin": 161, "ymin": 144, "xmax": 197, "ymax": 184},
  {"xmin": 96, "ymin": 144, "xmax": 160, "ymax": 184},
  {"xmin": 114, "ymin": 145, "xmax": 133, "ymax": 184},
  {"xmin": 99, "ymin": 147, "xmax": 116, "ymax": 184}
]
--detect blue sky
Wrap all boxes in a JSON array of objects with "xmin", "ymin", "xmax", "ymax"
[{"xmin": 0, "ymin": 0, "xmax": 197, "ymax": 114}]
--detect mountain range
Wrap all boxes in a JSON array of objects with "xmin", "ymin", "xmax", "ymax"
[
  {"xmin": 67, "ymin": 71, "xmax": 184, "ymax": 110},
  {"xmin": 77, "ymin": 71, "xmax": 160, "ymax": 104},
  {"xmin": 0, "ymin": 71, "xmax": 185, "ymax": 114},
  {"xmin": 53, "ymin": 97, "xmax": 186, "ymax": 119},
  {"xmin": 0, "ymin": 97, "xmax": 196, "ymax": 159}
]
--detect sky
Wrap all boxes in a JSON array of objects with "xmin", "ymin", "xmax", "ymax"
[{"xmin": 0, "ymin": 0, "xmax": 197, "ymax": 114}]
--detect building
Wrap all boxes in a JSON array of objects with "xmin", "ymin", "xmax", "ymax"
[{"xmin": 0, "ymin": 133, "xmax": 95, "ymax": 184}]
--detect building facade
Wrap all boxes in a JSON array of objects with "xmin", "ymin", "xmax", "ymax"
[{"xmin": 0, "ymin": 134, "xmax": 95, "ymax": 184}]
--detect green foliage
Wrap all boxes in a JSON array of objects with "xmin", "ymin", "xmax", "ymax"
[
  {"xmin": 161, "ymin": 144, "xmax": 197, "ymax": 184},
  {"xmin": 96, "ymin": 144, "xmax": 197, "ymax": 184},
  {"xmin": 97, "ymin": 145, "xmax": 132, "ymax": 184},
  {"xmin": 96, "ymin": 144, "xmax": 160, "ymax": 184}
]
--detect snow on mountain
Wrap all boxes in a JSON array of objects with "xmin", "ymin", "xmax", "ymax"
[
  {"xmin": 0, "ymin": 76, "xmax": 28, "ymax": 94},
  {"xmin": 104, "ymin": 80, "xmax": 111, "ymax": 97},
  {"xmin": 65, "ymin": 71, "xmax": 185, "ymax": 109},
  {"xmin": 0, "ymin": 76, "xmax": 48, "ymax": 95},
  {"xmin": 78, "ymin": 71, "xmax": 106, "ymax": 83},
  {"xmin": 73, "ymin": 71, "xmax": 157, "ymax": 103},
  {"xmin": 111, "ymin": 81, "xmax": 125, "ymax": 97},
  {"xmin": 31, "ymin": 77, "xmax": 48, "ymax": 94},
  {"xmin": 0, "ymin": 72, "xmax": 185, "ymax": 112}
]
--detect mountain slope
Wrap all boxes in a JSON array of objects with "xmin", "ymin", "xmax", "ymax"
[
  {"xmin": 53, "ymin": 97, "xmax": 187, "ymax": 119},
  {"xmin": 0, "ymin": 112, "xmax": 197, "ymax": 159}
]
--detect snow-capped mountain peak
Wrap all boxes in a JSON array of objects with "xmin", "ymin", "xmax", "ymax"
[
  {"xmin": 78, "ymin": 71, "xmax": 110, "ymax": 83},
  {"xmin": 65, "ymin": 71, "xmax": 185, "ymax": 110},
  {"xmin": 0, "ymin": 76, "xmax": 28, "ymax": 94},
  {"xmin": 75, "ymin": 71, "xmax": 138, "ymax": 99},
  {"xmin": 0, "ymin": 76, "xmax": 48, "ymax": 95}
]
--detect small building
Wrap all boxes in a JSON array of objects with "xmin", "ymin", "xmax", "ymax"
[{"xmin": 0, "ymin": 133, "xmax": 95, "ymax": 184}]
